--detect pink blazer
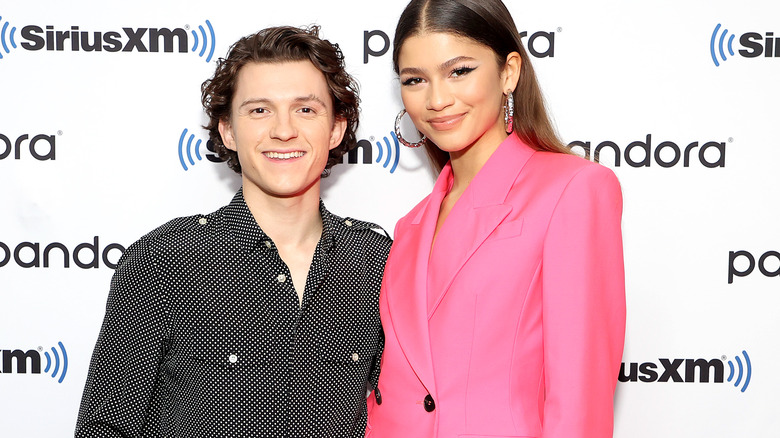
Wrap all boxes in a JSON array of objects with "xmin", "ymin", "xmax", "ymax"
[{"xmin": 366, "ymin": 135, "xmax": 626, "ymax": 438}]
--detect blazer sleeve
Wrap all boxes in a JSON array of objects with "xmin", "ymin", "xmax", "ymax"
[{"xmin": 540, "ymin": 164, "xmax": 626, "ymax": 438}]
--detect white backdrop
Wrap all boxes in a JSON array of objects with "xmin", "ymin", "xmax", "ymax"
[{"xmin": 1, "ymin": 1, "xmax": 778, "ymax": 436}]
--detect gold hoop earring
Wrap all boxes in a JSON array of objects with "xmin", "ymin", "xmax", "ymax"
[
  {"xmin": 504, "ymin": 92, "xmax": 515, "ymax": 134},
  {"xmin": 394, "ymin": 109, "xmax": 427, "ymax": 148}
]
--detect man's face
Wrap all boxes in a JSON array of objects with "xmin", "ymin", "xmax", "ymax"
[{"xmin": 219, "ymin": 60, "xmax": 346, "ymax": 200}]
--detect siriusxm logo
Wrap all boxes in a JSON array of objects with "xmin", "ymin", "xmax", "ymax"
[
  {"xmin": 0, "ymin": 236, "xmax": 125, "ymax": 269},
  {"xmin": 728, "ymin": 250, "xmax": 780, "ymax": 283},
  {"xmin": 363, "ymin": 28, "xmax": 557, "ymax": 63},
  {"xmin": 178, "ymin": 128, "xmax": 400, "ymax": 174},
  {"xmin": 177, "ymin": 128, "xmax": 226, "ymax": 171},
  {"xmin": 568, "ymin": 134, "xmax": 726, "ymax": 168},
  {"xmin": 0, "ymin": 342, "xmax": 68, "ymax": 384},
  {"xmin": 0, "ymin": 15, "xmax": 215, "ymax": 62},
  {"xmin": 710, "ymin": 23, "xmax": 780, "ymax": 67},
  {"xmin": 725, "ymin": 351, "xmax": 752, "ymax": 393},
  {"xmin": 0, "ymin": 15, "xmax": 16, "ymax": 59},
  {"xmin": 619, "ymin": 350, "xmax": 752, "ymax": 393},
  {"xmin": 347, "ymin": 132, "xmax": 401, "ymax": 174}
]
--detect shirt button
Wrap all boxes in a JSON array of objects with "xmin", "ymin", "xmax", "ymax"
[
  {"xmin": 351, "ymin": 353, "xmax": 359, "ymax": 362},
  {"xmin": 344, "ymin": 220, "xmax": 353, "ymax": 226},
  {"xmin": 277, "ymin": 274, "xmax": 286, "ymax": 283},
  {"xmin": 198, "ymin": 218, "xmax": 208, "ymax": 225},
  {"xmin": 264, "ymin": 241, "xmax": 272, "ymax": 248},
  {"xmin": 228, "ymin": 354, "xmax": 238, "ymax": 364}
]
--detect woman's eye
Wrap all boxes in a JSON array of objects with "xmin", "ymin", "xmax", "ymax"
[
  {"xmin": 402, "ymin": 77, "xmax": 423, "ymax": 86},
  {"xmin": 452, "ymin": 66, "xmax": 476, "ymax": 77}
]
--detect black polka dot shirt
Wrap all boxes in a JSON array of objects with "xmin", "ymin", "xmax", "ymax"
[{"xmin": 75, "ymin": 189, "xmax": 391, "ymax": 437}]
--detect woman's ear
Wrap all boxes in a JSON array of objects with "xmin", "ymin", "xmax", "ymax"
[{"xmin": 501, "ymin": 51, "xmax": 522, "ymax": 93}]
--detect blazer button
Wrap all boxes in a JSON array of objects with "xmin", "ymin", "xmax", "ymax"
[
  {"xmin": 374, "ymin": 387, "xmax": 382, "ymax": 405},
  {"xmin": 423, "ymin": 394, "xmax": 435, "ymax": 412}
]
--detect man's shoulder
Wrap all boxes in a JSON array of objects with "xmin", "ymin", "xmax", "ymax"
[
  {"xmin": 139, "ymin": 209, "xmax": 223, "ymax": 244},
  {"xmin": 119, "ymin": 206, "xmax": 227, "ymax": 265},
  {"xmin": 328, "ymin": 211, "xmax": 393, "ymax": 251}
]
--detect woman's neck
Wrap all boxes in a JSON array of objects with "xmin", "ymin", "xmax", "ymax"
[{"xmin": 448, "ymin": 129, "xmax": 509, "ymax": 195}]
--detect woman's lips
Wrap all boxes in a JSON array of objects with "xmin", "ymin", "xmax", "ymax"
[{"xmin": 427, "ymin": 113, "xmax": 466, "ymax": 131}]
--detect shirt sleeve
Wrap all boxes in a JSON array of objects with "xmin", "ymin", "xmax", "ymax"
[
  {"xmin": 368, "ymin": 233, "xmax": 391, "ymax": 396},
  {"xmin": 369, "ymin": 330, "xmax": 384, "ymax": 392},
  {"xmin": 541, "ymin": 164, "xmax": 626, "ymax": 438},
  {"xmin": 74, "ymin": 238, "xmax": 169, "ymax": 438}
]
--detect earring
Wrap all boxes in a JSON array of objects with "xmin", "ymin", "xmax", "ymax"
[
  {"xmin": 504, "ymin": 91, "xmax": 515, "ymax": 134},
  {"xmin": 394, "ymin": 109, "xmax": 427, "ymax": 148}
]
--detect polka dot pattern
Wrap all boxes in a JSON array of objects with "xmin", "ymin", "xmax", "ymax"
[{"xmin": 75, "ymin": 189, "xmax": 391, "ymax": 437}]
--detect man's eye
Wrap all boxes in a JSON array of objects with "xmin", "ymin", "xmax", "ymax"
[{"xmin": 251, "ymin": 108, "xmax": 266, "ymax": 114}]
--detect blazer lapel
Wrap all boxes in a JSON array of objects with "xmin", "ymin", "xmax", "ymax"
[
  {"xmin": 385, "ymin": 170, "xmax": 449, "ymax": 395},
  {"xmin": 427, "ymin": 135, "xmax": 536, "ymax": 315},
  {"xmin": 384, "ymin": 135, "xmax": 536, "ymax": 394}
]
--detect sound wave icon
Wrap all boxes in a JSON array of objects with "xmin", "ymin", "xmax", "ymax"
[
  {"xmin": 43, "ymin": 342, "xmax": 68, "ymax": 384},
  {"xmin": 178, "ymin": 128, "xmax": 205, "ymax": 171},
  {"xmin": 0, "ymin": 16, "xmax": 18, "ymax": 60},
  {"xmin": 190, "ymin": 19, "xmax": 215, "ymax": 63},
  {"xmin": 726, "ymin": 350, "xmax": 751, "ymax": 393},
  {"xmin": 375, "ymin": 131, "xmax": 401, "ymax": 174},
  {"xmin": 710, "ymin": 23, "xmax": 736, "ymax": 67}
]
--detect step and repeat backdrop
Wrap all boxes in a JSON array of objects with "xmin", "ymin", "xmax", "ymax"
[{"xmin": 1, "ymin": 0, "xmax": 778, "ymax": 436}]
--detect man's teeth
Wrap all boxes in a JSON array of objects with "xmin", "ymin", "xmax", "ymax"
[{"xmin": 265, "ymin": 151, "xmax": 305, "ymax": 159}]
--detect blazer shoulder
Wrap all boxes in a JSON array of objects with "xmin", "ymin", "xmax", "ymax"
[{"xmin": 532, "ymin": 150, "xmax": 620, "ymax": 187}]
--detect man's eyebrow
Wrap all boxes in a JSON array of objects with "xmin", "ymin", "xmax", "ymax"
[
  {"xmin": 399, "ymin": 56, "xmax": 478, "ymax": 77},
  {"xmin": 238, "ymin": 95, "xmax": 328, "ymax": 108},
  {"xmin": 238, "ymin": 97, "xmax": 271, "ymax": 108},
  {"xmin": 293, "ymin": 94, "xmax": 328, "ymax": 107}
]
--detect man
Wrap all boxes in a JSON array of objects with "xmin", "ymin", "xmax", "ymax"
[{"xmin": 75, "ymin": 26, "xmax": 390, "ymax": 437}]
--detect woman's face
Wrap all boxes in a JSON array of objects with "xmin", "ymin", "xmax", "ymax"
[{"xmin": 397, "ymin": 32, "xmax": 516, "ymax": 157}]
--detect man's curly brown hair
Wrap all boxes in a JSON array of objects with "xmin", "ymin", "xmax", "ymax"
[{"xmin": 201, "ymin": 25, "xmax": 359, "ymax": 175}]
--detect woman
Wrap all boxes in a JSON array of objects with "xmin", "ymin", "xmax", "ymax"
[{"xmin": 366, "ymin": 1, "xmax": 626, "ymax": 437}]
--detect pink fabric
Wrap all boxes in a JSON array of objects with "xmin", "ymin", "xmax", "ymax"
[{"xmin": 366, "ymin": 135, "xmax": 626, "ymax": 438}]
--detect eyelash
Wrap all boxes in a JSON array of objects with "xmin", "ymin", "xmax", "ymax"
[
  {"xmin": 401, "ymin": 65, "xmax": 477, "ymax": 86},
  {"xmin": 451, "ymin": 66, "xmax": 476, "ymax": 77},
  {"xmin": 249, "ymin": 107, "xmax": 317, "ymax": 115},
  {"xmin": 402, "ymin": 77, "xmax": 422, "ymax": 86}
]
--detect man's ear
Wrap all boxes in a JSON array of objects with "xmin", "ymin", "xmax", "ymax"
[
  {"xmin": 218, "ymin": 118, "xmax": 237, "ymax": 151},
  {"xmin": 329, "ymin": 117, "xmax": 347, "ymax": 151}
]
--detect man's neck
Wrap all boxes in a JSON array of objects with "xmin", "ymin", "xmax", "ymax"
[
  {"xmin": 242, "ymin": 180, "xmax": 324, "ymax": 307},
  {"xmin": 241, "ymin": 181, "xmax": 324, "ymax": 248}
]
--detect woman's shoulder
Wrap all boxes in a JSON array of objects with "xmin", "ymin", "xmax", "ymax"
[{"xmin": 531, "ymin": 149, "xmax": 619, "ymax": 186}]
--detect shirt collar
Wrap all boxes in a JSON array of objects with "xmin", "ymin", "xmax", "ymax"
[
  {"xmin": 224, "ymin": 188, "xmax": 336, "ymax": 253},
  {"xmin": 318, "ymin": 199, "xmax": 338, "ymax": 253}
]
